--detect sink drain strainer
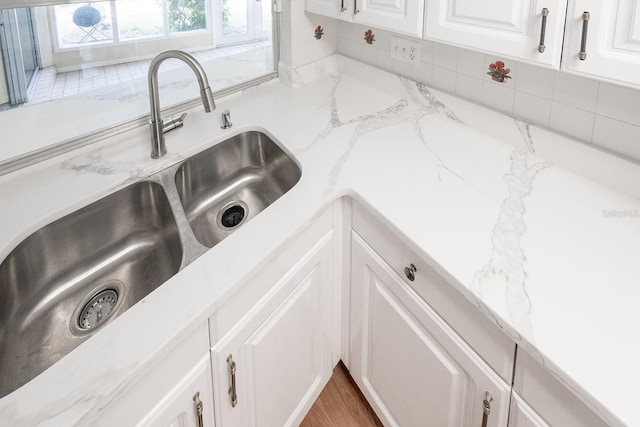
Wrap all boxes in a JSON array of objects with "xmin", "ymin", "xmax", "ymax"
[
  {"xmin": 77, "ymin": 287, "xmax": 119, "ymax": 331},
  {"xmin": 218, "ymin": 201, "xmax": 247, "ymax": 229}
]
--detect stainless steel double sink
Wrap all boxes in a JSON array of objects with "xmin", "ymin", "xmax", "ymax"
[{"xmin": 0, "ymin": 131, "xmax": 301, "ymax": 398}]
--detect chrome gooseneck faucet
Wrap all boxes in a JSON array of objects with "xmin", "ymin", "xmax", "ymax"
[{"xmin": 148, "ymin": 50, "xmax": 216, "ymax": 159}]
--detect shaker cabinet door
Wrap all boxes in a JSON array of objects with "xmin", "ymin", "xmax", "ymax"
[
  {"xmin": 424, "ymin": 0, "xmax": 566, "ymax": 68},
  {"xmin": 350, "ymin": 232, "xmax": 511, "ymax": 427},
  {"xmin": 562, "ymin": 0, "xmax": 640, "ymax": 88},
  {"xmin": 211, "ymin": 232, "xmax": 335, "ymax": 427}
]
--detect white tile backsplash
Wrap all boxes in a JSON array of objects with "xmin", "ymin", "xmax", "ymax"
[
  {"xmin": 593, "ymin": 115, "xmax": 640, "ymax": 160},
  {"xmin": 482, "ymin": 80, "xmax": 515, "ymax": 114},
  {"xmin": 515, "ymin": 63, "xmax": 555, "ymax": 100},
  {"xmin": 456, "ymin": 50, "xmax": 485, "ymax": 78},
  {"xmin": 550, "ymin": 102, "xmax": 595, "ymax": 142},
  {"xmin": 433, "ymin": 43, "xmax": 458, "ymax": 71},
  {"xmin": 285, "ymin": 15, "xmax": 640, "ymax": 162},
  {"xmin": 597, "ymin": 82, "xmax": 640, "ymax": 127},
  {"xmin": 411, "ymin": 60, "xmax": 433, "ymax": 85},
  {"xmin": 513, "ymin": 91, "xmax": 552, "ymax": 126},
  {"xmin": 432, "ymin": 66, "xmax": 457, "ymax": 93},
  {"xmin": 419, "ymin": 40, "xmax": 434, "ymax": 64},
  {"xmin": 455, "ymin": 74, "xmax": 483, "ymax": 103},
  {"xmin": 552, "ymin": 72, "xmax": 599, "ymax": 112}
]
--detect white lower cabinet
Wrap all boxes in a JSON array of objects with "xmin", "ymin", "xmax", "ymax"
[
  {"xmin": 210, "ymin": 230, "xmax": 336, "ymax": 427},
  {"xmin": 350, "ymin": 231, "xmax": 511, "ymax": 426},
  {"xmin": 509, "ymin": 392, "xmax": 550, "ymax": 427},
  {"xmin": 512, "ymin": 348, "xmax": 610, "ymax": 427},
  {"xmin": 137, "ymin": 355, "xmax": 215, "ymax": 427},
  {"xmin": 87, "ymin": 324, "xmax": 213, "ymax": 427}
]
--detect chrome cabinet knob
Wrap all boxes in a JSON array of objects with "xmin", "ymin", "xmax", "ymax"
[{"xmin": 404, "ymin": 264, "xmax": 417, "ymax": 281}]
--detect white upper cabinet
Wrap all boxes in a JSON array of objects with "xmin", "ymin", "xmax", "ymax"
[
  {"xmin": 306, "ymin": 0, "xmax": 349, "ymax": 20},
  {"xmin": 354, "ymin": 0, "xmax": 424, "ymax": 37},
  {"xmin": 562, "ymin": 0, "xmax": 640, "ymax": 88},
  {"xmin": 424, "ymin": 0, "xmax": 567, "ymax": 68},
  {"xmin": 306, "ymin": 0, "xmax": 424, "ymax": 37}
]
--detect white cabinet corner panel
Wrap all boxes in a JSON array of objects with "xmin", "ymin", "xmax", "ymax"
[
  {"xmin": 562, "ymin": 0, "xmax": 640, "ymax": 88},
  {"xmin": 424, "ymin": 0, "xmax": 567, "ymax": 68}
]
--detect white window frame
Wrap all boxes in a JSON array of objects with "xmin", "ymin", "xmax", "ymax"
[{"xmin": 50, "ymin": 0, "xmax": 212, "ymax": 52}]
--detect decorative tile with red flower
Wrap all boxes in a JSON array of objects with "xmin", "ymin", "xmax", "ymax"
[
  {"xmin": 314, "ymin": 25, "xmax": 324, "ymax": 40},
  {"xmin": 487, "ymin": 60, "xmax": 511, "ymax": 83},
  {"xmin": 364, "ymin": 29, "xmax": 375, "ymax": 45}
]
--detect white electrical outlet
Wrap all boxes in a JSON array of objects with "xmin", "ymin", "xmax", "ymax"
[{"xmin": 390, "ymin": 36, "xmax": 420, "ymax": 65}]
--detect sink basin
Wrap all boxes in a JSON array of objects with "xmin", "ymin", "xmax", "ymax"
[
  {"xmin": 0, "ymin": 181, "xmax": 182, "ymax": 398},
  {"xmin": 175, "ymin": 131, "xmax": 301, "ymax": 248}
]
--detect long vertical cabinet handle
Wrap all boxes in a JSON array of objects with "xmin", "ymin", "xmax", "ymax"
[
  {"xmin": 538, "ymin": 8, "xmax": 549, "ymax": 53},
  {"xmin": 481, "ymin": 391, "xmax": 493, "ymax": 427},
  {"xmin": 193, "ymin": 392, "xmax": 204, "ymax": 427},
  {"xmin": 579, "ymin": 11, "xmax": 590, "ymax": 60},
  {"xmin": 227, "ymin": 354, "xmax": 238, "ymax": 408},
  {"xmin": 340, "ymin": 0, "xmax": 346, "ymax": 12},
  {"xmin": 353, "ymin": 0, "xmax": 359, "ymax": 15}
]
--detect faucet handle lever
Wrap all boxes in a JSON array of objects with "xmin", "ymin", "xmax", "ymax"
[
  {"xmin": 162, "ymin": 113, "xmax": 188, "ymax": 134},
  {"xmin": 221, "ymin": 110, "xmax": 232, "ymax": 129}
]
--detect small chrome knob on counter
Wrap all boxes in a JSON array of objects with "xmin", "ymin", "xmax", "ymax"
[
  {"xmin": 404, "ymin": 264, "xmax": 417, "ymax": 281},
  {"xmin": 221, "ymin": 110, "xmax": 232, "ymax": 129}
]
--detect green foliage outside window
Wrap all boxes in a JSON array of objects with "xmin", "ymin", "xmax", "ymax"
[
  {"xmin": 167, "ymin": 0, "xmax": 206, "ymax": 32},
  {"xmin": 221, "ymin": 0, "xmax": 230, "ymax": 28}
]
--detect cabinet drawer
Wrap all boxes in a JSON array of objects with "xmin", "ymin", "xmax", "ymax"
[
  {"xmin": 352, "ymin": 201, "xmax": 515, "ymax": 382},
  {"xmin": 514, "ymin": 348, "xmax": 609, "ymax": 427}
]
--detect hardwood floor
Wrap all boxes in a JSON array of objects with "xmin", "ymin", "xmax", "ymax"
[{"xmin": 300, "ymin": 362, "xmax": 383, "ymax": 427}]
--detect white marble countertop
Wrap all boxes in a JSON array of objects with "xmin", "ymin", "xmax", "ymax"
[{"xmin": 1, "ymin": 55, "xmax": 639, "ymax": 426}]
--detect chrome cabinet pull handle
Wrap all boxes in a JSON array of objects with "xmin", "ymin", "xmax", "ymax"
[
  {"xmin": 481, "ymin": 391, "xmax": 493, "ymax": 427},
  {"xmin": 538, "ymin": 8, "xmax": 549, "ymax": 53},
  {"xmin": 579, "ymin": 11, "xmax": 590, "ymax": 60},
  {"xmin": 404, "ymin": 264, "xmax": 417, "ymax": 281},
  {"xmin": 353, "ymin": 0, "xmax": 359, "ymax": 14},
  {"xmin": 193, "ymin": 392, "xmax": 204, "ymax": 427},
  {"xmin": 340, "ymin": 0, "xmax": 346, "ymax": 12},
  {"xmin": 227, "ymin": 354, "xmax": 238, "ymax": 408}
]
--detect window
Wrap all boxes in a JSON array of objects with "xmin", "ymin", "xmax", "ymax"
[{"xmin": 53, "ymin": 0, "xmax": 209, "ymax": 49}]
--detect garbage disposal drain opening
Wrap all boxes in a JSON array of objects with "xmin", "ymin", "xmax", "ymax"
[
  {"xmin": 220, "ymin": 204, "xmax": 246, "ymax": 228},
  {"xmin": 77, "ymin": 288, "xmax": 119, "ymax": 331}
]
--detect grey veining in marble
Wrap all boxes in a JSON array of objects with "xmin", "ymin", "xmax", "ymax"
[
  {"xmin": 300, "ymin": 74, "xmax": 479, "ymax": 194},
  {"xmin": 471, "ymin": 150, "xmax": 551, "ymax": 340},
  {"xmin": 62, "ymin": 149, "xmax": 147, "ymax": 181},
  {"xmin": 515, "ymin": 119, "xmax": 536, "ymax": 154}
]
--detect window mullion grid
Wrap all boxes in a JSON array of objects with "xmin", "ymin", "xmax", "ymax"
[{"xmin": 110, "ymin": 0, "xmax": 119, "ymax": 43}]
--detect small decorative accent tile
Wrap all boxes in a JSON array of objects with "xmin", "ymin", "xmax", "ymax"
[
  {"xmin": 314, "ymin": 25, "xmax": 324, "ymax": 40},
  {"xmin": 487, "ymin": 60, "xmax": 511, "ymax": 83},
  {"xmin": 364, "ymin": 29, "xmax": 375, "ymax": 45}
]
